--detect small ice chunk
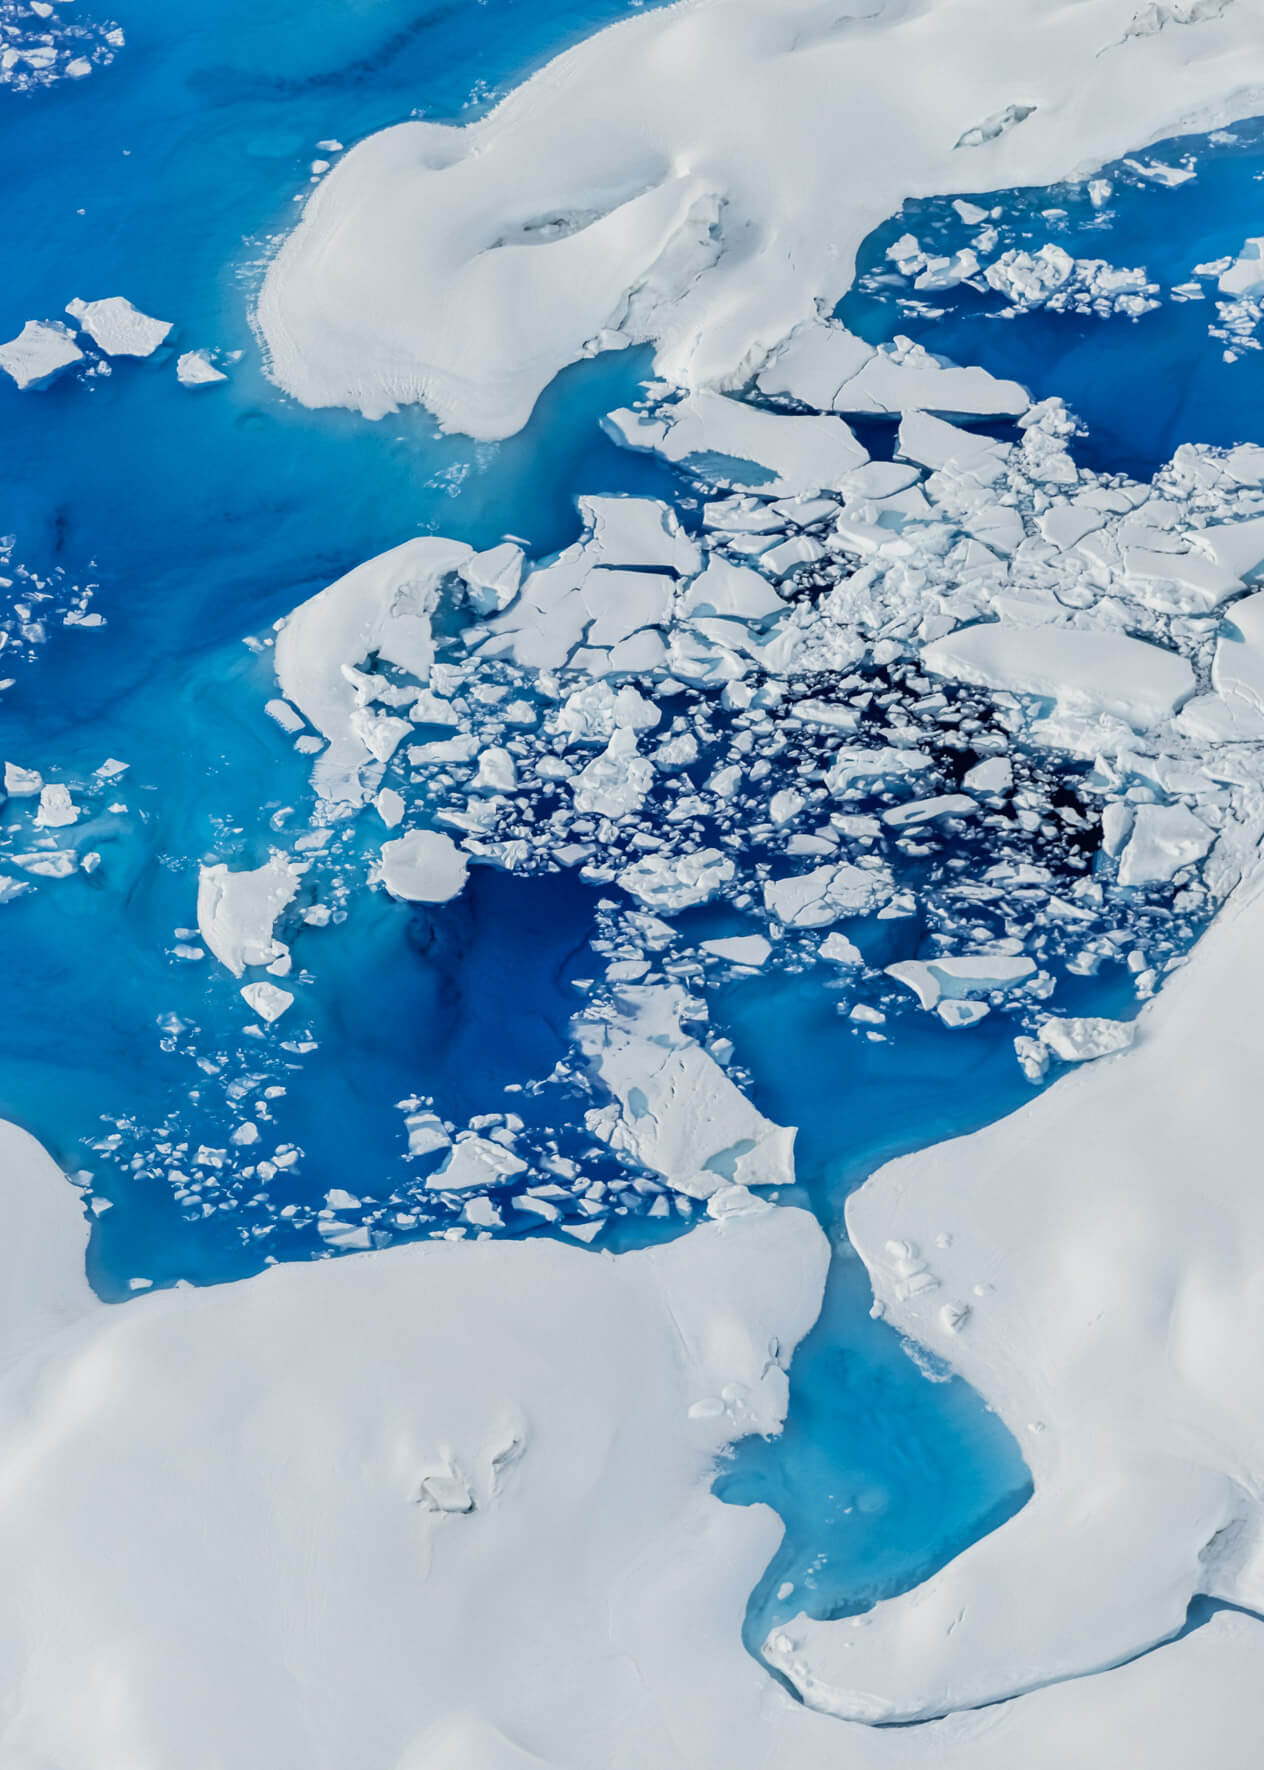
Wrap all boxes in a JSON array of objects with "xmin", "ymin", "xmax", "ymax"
[
  {"xmin": 937, "ymin": 999, "xmax": 989, "ymax": 1029},
  {"xmin": 474, "ymin": 745, "xmax": 518, "ymax": 792},
  {"xmin": 556, "ymin": 680, "xmax": 660, "ymax": 743},
  {"xmin": 1219, "ymin": 238, "xmax": 1264, "ymax": 298},
  {"xmin": 198, "ymin": 853, "xmax": 300, "ymax": 977},
  {"xmin": 405, "ymin": 1111, "xmax": 451, "ymax": 1158},
  {"xmin": 887, "ymin": 952, "xmax": 1033, "ymax": 1009},
  {"xmin": 618, "ymin": 848, "xmax": 734, "ymax": 912},
  {"xmin": 176, "ymin": 350, "xmax": 227, "ymax": 387},
  {"xmin": 922, "ymin": 622, "xmax": 1194, "ymax": 730},
  {"xmin": 1014, "ymin": 1034, "xmax": 1050, "ymax": 1082},
  {"xmin": 820, "ymin": 932, "xmax": 862, "ymax": 965},
  {"xmin": 417, "ymin": 1463, "xmax": 474, "ymax": 1513},
  {"xmin": 768, "ymin": 789, "xmax": 804, "ymax": 825},
  {"xmin": 579, "ymin": 494, "xmax": 701, "ymax": 576},
  {"xmin": 240, "ymin": 981, "xmax": 294, "ymax": 1022},
  {"xmin": 572, "ymin": 728, "xmax": 652, "ymax": 818},
  {"xmin": 0, "ymin": 321, "xmax": 84, "ymax": 390},
  {"xmin": 11, "ymin": 850, "xmax": 76, "ymax": 879},
  {"xmin": 1038, "ymin": 1015, "xmax": 1136, "ymax": 1063},
  {"xmin": 606, "ymin": 389, "xmax": 867, "ymax": 493},
  {"xmin": 4, "ymin": 763, "xmax": 43, "ymax": 797},
  {"xmin": 464, "ymin": 1195, "xmax": 503, "ymax": 1230},
  {"xmin": 700, "ymin": 934, "xmax": 772, "ymax": 967},
  {"xmin": 963, "ymin": 755, "xmax": 1013, "ymax": 794},
  {"xmin": 377, "ymin": 830, "xmax": 469, "ymax": 903},
  {"xmin": 265, "ymin": 698, "xmax": 305, "ymax": 734},
  {"xmin": 1101, "ymin": 801, "xmax": 1134, "ymax": 857},
  {"xmin": 881, "ymin": 794, "xmax": 978, "ymax": 828},
  {"xmin": 679, "ymin": 557, "xmax": 785, "ymax": 622},
  {"xmin": 66, "ymin": 297, "xmax": 173, "ymax": 357},
  {"xmin": 374, "ymin": 787, "xmax": 406, "ymax": 828},
  {"xmin": 35, "ymin": 784, "xmax": 78, "ymax": 828},
  {"xmin": 827, "ymin": 746, "xmax": 932, "ymax": 793}
]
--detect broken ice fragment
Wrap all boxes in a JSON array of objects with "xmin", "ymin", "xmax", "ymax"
[
  {"xmin": 240, "ymin": 981, "xmax": 293, "ymax": 1022},
  {"xmin": 176, "ymin": 350, "xmax": 227, "ymax": 387}
]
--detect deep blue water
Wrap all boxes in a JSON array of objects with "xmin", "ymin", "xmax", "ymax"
[{"xmin": 2, "ymin": 0, "xmax": 1259, "ymax": 1673}]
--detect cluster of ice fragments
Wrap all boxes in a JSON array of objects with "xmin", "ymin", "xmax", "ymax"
[
  {"xmin": 0, "ymin": 754, "xmax": 125, "ymax": 895},
  {"xmin": 0, "ymin": 294, "xmax": 227, "ymax": 393},
  {"xmin": 130, "ymin": 325, "xmax": 1264, "ymax": 1246},
  {"xmin": 0, "ymin": 0, "xmax": 121, "ymax": 91},
  {"xmin": 0, "ymin": 533, "xmax": 104, "ymax": 682}
]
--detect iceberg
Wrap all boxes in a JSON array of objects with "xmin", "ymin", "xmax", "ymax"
[
  {"xmin": 0, "ymin": 319, "xmax": 83, "ymax": 390},
  {"xmin": 66, "ymin": 296, "xmax": 173, "ymax": 356}
]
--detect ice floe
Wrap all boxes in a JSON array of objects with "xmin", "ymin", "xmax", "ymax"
[
  {"xmin": 0, "ymin": 320, "xmax": 83, "ymax": 390},
  {"xmin": 196, "ymin": 853, "xmax": 300, "ymax": 977},
  {"xmin": 176, "ymin": 349, "xmax": 227, "ymax": 387},
  {"xmin": 65, "ymin": 296, "xmax": 172, "ymax": 357},
  {"xmin": 375, "ymin": 829, "xmax": 469, "ymax": 903}
]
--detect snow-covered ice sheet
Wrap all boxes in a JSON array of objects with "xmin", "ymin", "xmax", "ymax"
[
  {"xmin": 5, "ymin": 1142, "xmax": 1264, "ymax": 1767},
  {"xmin": 258, "ymin": 0, "xmax": 1264, "ymax": 438},
  {"xmin": 768, "ymin": 865, "xmax": 1264, "ymax": 1723}
]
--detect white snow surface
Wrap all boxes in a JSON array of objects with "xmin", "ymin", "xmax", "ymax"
[
  {"xmin": 6, "ymin": 1146, "xmax": 1264, "ymax": 1764},
  {"xmin": 771, "ymin": 867, "xmax": 1264, "ymax": 1726},
  {"xmin": 257, "ymin": 0, "xmax": 1264, "ymax": 439}
]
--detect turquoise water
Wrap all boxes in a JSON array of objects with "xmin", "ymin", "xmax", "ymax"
[{"xmin": 2, "ymin": 0, "xmax": 1256, "ymax": 1677}]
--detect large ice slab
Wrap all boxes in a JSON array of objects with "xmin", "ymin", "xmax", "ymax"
[
  {"xmin": 275, "ymin": 537, "xmax": 472, "ymax": 805},
  {"xmin": 66, "ymin": 296, "xmax": 172, "ymax": 357},
  {"xmin": 921, "ymin": 621, "xmax": 1194, "ymax": 729},
  {"xmin": 759, "ymin": 325, "xmax": 1030, "ymax": 419}
]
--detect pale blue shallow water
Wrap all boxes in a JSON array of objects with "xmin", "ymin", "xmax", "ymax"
[{"xmin": 1, "ymin": 1, "xmax": 1257, "ymax": 1676}]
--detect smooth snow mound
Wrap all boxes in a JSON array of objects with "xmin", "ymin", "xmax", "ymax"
[{"xmin": 257, "ymin": 0, "xmax": 1264, "ymax": 437}]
